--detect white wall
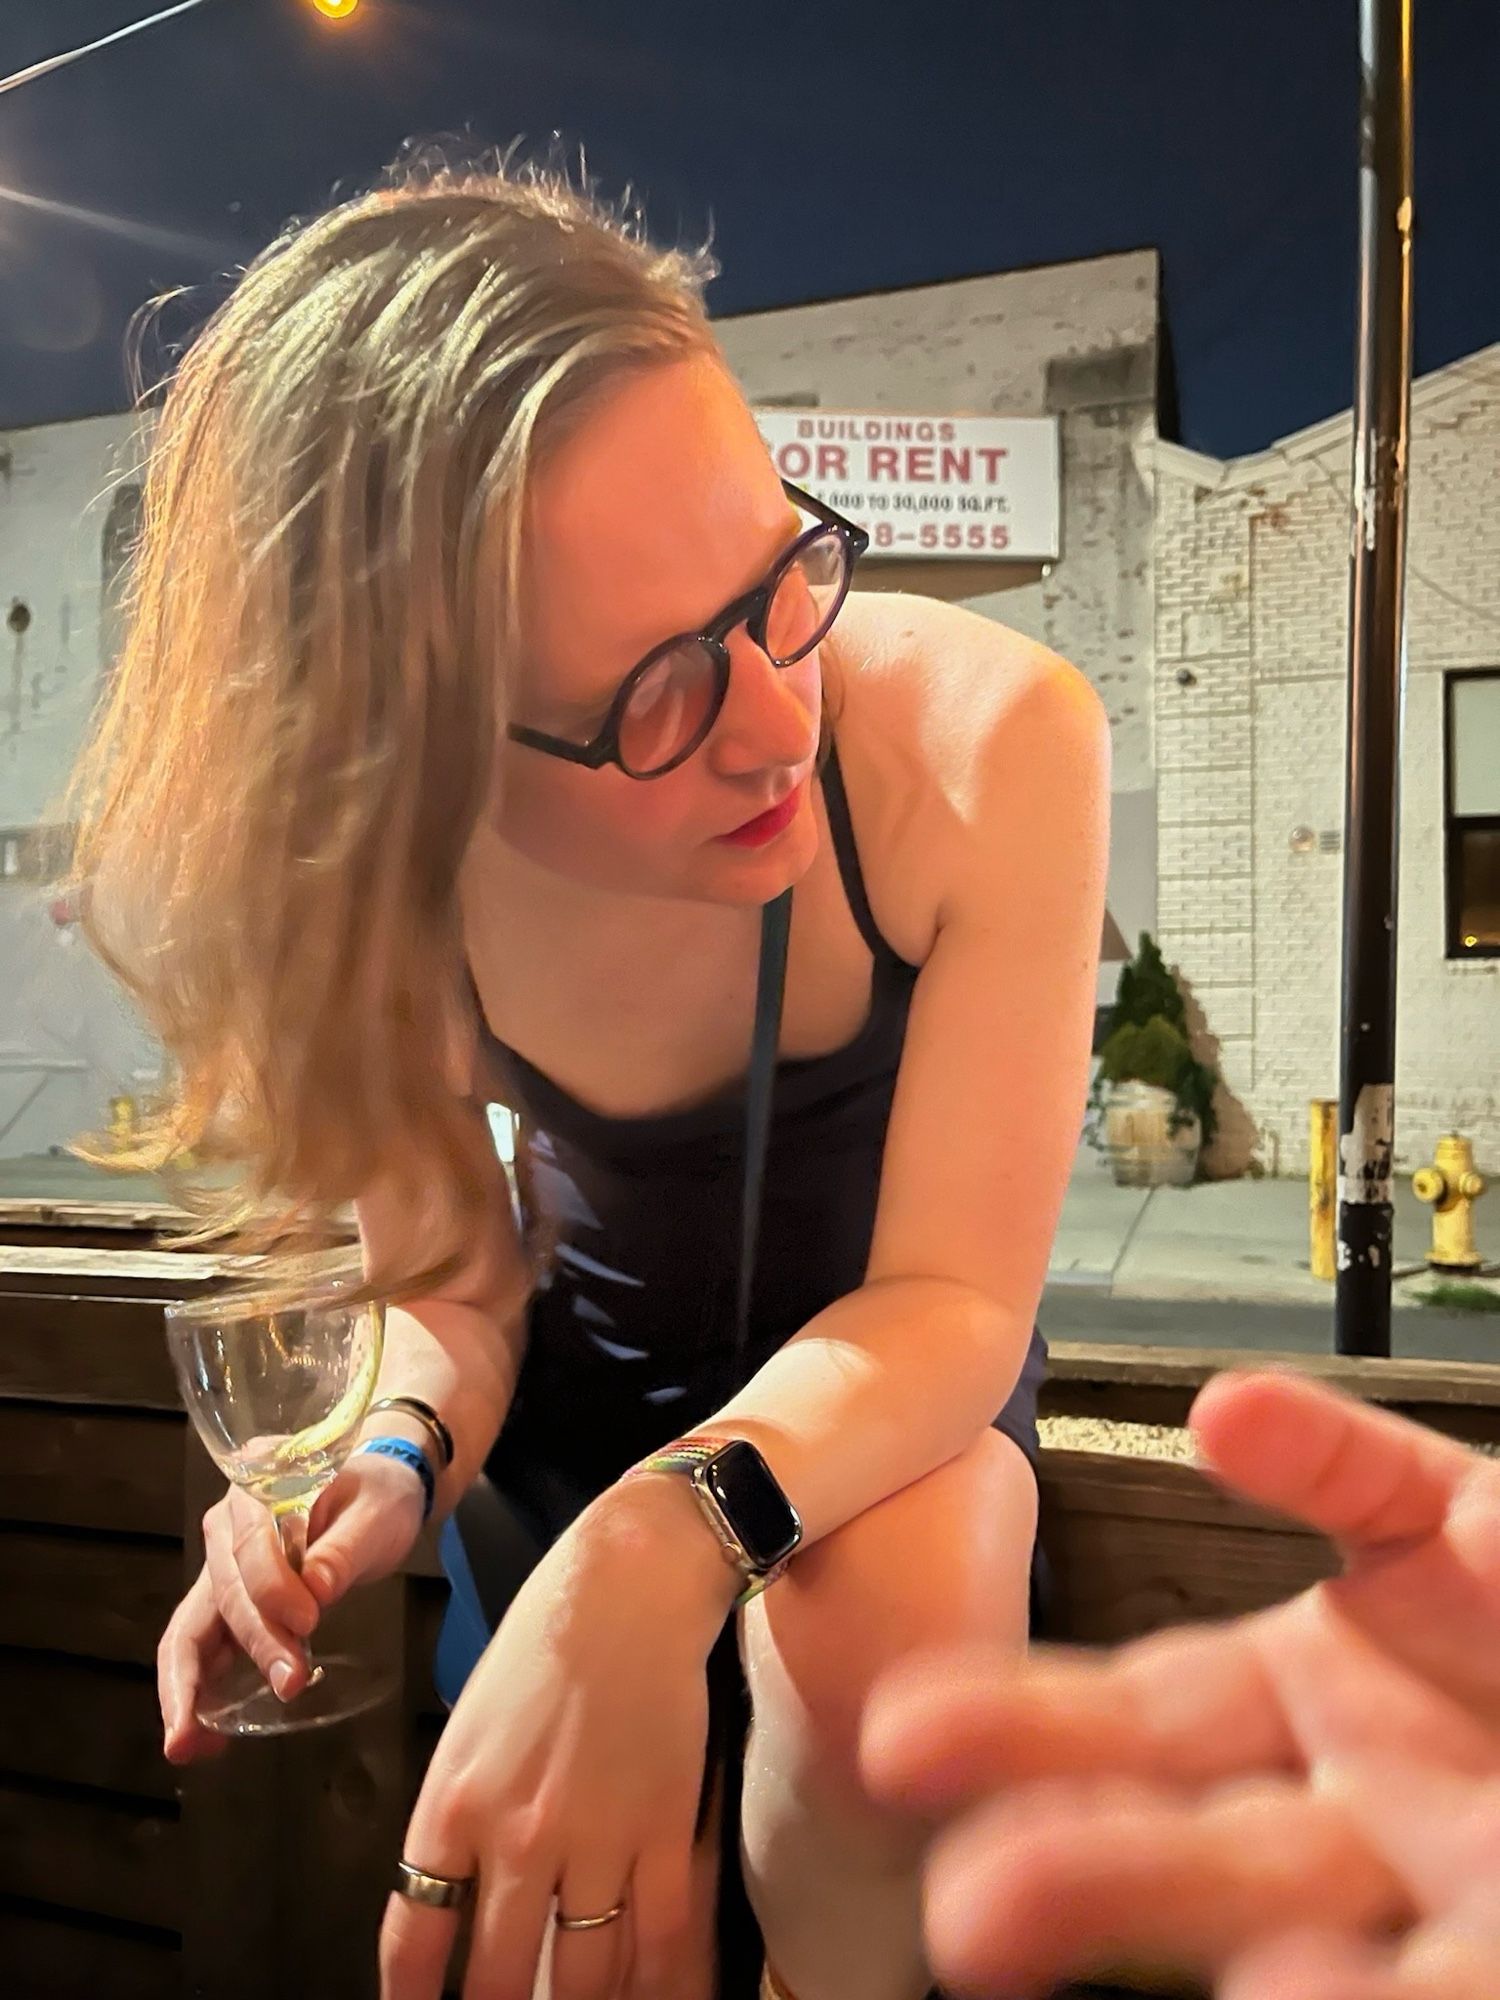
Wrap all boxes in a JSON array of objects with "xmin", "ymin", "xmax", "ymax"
[
  {"xmin": 0, "ymin": 410, "xmax": 157, "ymax": 1158},
  {"xmin": 1153, "ymin": 346, "xmax": 1500, "ymax": 1174}
]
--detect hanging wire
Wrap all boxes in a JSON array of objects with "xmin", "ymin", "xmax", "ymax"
[{"xmin": 0, "ymin": 0, "xmax": 213, "ymax": 99}]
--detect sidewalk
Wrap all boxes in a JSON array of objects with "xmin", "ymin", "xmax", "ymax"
[{"xmin": 1046, "ymin": 1146, "xmax": 1500, "ymax": 1318}]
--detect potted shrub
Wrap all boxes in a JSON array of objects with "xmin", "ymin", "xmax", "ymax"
[{"xmin": 1088, "ymin": 933, "xmax": 1219, "ymax": 1187}]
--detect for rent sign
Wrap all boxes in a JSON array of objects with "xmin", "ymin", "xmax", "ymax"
[{"xmin": 753, "ymin": 410, "xmax": 1060, "ymax": 561}]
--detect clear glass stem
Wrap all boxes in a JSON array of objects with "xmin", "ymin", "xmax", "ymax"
[
  {"xmin": 276, "ymin": 1502, "xmax": 311, "ymax": 1575},
  {"xmin": 275, "ymin": 1504, "xmax": 323, "ymax": 1688}
]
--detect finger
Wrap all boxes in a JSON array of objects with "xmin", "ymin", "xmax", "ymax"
[
  {"xmin": 1222, "ymin": 1930, "xmax": 1413, "ymax": 2000},
  {"xmin": 202, "ymin": 1506, "xmax": 313, "ymax": 1700},
  {"xmin": 550, "ymin": 1859, "xmax": 634, "ymax": 2000},
  {"xmin": 1225, "ymin": 1923, "xmax": 1500, "ymax": 2000},
  {"xmin": 382, "ymin": 1888, "xmax": 464, "ymax": 2000},
  {"xmin": 861, "ymin": 1626, "xmax": 1295, "ymax": 1814},
  {"xmin": 1396, "ymin": 1916, "xmax": 1500, "ymax": 1998},
  {"xmin": 628, "ymin": 1837, "xmax": 708, "ymax": 2000},
  {"xmin": 157, "ymin": 1568, "xmax": 235, "ymax": 1764},
  {"xmin": 918, "ymin": 1773, "xmax": 1410, "ymax": 1997},
  {"xmin": 384, "ymin": 1842, "xmax": 501, "ymax": 2000},
  {"xmin": 302, "ymin": 1479, "xmax": 408, "ymax": 1607},
  {"xmin": 1315, "ymin": 1755, "xmax": 1500, "ymax": 1921},
  {"xmin": 222, "ymin": 1487, "xmax": 320, "ymax": 1635},
  {"xmin": 1191, "ymin": 1371, "xmax": 1475, "ymax": 1554},
  {"xmin": 1446, "ymin": 1462, "xmax": 1500, "ymax": 1598},
  {"xmin": 459, "ymin": 1869, "xmax": 556, "ymax": 2000}
]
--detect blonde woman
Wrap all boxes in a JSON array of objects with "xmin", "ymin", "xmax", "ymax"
[{"xmin": 85, "ymin": 159, "xmax": 1109, "ymax": 2000}]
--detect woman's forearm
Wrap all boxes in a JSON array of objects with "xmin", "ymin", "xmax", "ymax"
[
  {"xmin": 356, "ymin": 1297, "xmax": 522, "ymax": 1523},
  {"xmin": 589, "ymin": 1275, "xmax": 1031, "ymax": 1589},
  {"xmin": 712, "ymin": 1275, "xmax": 1029, "ymax": 1544}
]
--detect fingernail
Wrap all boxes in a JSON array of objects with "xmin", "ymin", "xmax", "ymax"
[{"xmin": 270, "ymin": 1660, "xmax": 295, "ymax": 1700}]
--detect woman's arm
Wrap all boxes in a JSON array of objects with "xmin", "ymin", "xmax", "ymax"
[
  {"xmin": 161, "ymin": 1098, "xmax": 532, "ymax": 1750},
  {"xmin": 352, "ymin": 1100, "xmax": 532, "ymax": 1524},
  {"xmin": 606, "ymin": 612, "xmax": 1110, "ymax": 1561}
]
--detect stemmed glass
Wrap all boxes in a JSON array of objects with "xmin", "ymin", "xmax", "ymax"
[{"xmin": 166, "ymin": 1283, "xmax": 396, "ymax": 1735}]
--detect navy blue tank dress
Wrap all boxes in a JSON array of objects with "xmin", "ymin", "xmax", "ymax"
[{"xmin": 444, "ymin": 738, "xmax": 1049, "ymax": 1999}]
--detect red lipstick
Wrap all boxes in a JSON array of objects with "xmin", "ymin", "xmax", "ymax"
[{"xmin": 717, "ymin": 783, "xmax": 805, "ymax": 849}]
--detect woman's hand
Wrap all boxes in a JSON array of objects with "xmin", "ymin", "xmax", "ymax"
[
  {"xmin": 860, "ymin": 1370, "xmax": 1500, "ymax": 1996},
  {"xmin": 382, "ymin": 1476, "xmax": 738, "ymax": 2000},
  {"xmin": 158, "ymin": 1447, "xmax": 428, "ymax": 1763}
]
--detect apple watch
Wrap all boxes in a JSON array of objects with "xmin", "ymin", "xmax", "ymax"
[{"xmin": 627, "ymin": 1433, "xmax": 804, "ymax": 1604}]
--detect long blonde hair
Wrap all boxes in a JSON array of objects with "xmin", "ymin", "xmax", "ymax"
[{"xmin": 67, "ymin": 153, "xmax": 715, "ymax": 1300}]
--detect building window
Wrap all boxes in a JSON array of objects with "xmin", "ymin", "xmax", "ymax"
[{"xmin": 1445, "ymin": 670, "xmax": 1500, "ymax": 958}]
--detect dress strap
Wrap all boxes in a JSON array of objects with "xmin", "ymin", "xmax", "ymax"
[{"xmin": 821, "ymin": 738, "xmax": 900, "ymax": 966}]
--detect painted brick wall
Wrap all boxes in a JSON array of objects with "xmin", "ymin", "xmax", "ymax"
[{"xmin": 1154, "ymin": 348, "xmax": 1500, "ymax": 1175}]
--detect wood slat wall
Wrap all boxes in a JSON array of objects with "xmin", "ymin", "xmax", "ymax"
[
  {"xmin": 0, "ymin": 1262, "xmax": 190, "ymax": 1996},
  {"xmin": 1, "ymin": 1901, "xmax": 179, "ymax": 2000},
  {"xmin": 4, "ymin": 1239, "xmax": 1499, "ymax": 1997},
  {"xmin": 0, "ymin": 1783, "xmax": 182, "ymax": 1930},
  {"xmin": 1038, "ymin": 1449, "xmax": 1338, "ymax": 1642}
]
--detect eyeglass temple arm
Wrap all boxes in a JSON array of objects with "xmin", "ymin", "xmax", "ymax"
[
  {"xmin": 506, "ymin": 722, "xmax": 612, "ymax": 767},
  {"xmin": 780, "ymin": 478, "xmax": 869, "ymax": 554},
  {"xmin": 780, "ymin": 478, "xmax": 838, "ymax": 525}
]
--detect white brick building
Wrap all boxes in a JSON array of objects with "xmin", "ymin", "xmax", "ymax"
[
  {"xmin": 1154, "ymin": 346, "xmax": 1500, "ymax": 1176},
  {"xmin": 720, "ymin": 271, "xmax": 1500, "ymax": 1177}
]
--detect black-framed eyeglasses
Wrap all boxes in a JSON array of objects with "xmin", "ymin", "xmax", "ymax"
[{"xmin": 507, "ymin": 481, "xmax": 870, "ymax": 780}]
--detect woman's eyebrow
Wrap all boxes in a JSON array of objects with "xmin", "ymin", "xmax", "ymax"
[{"xmin": 557, "ymin": 510, "xmax": 811, "ymax": 719}]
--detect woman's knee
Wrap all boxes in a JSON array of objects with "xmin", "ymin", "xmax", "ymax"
[{"xmin": 743, "ymin": 1430, "xmax": 1037, "ymax": 1802}]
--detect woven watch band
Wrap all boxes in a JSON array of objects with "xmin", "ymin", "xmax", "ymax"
[
  {"xmin": 622, "ymin": 1435, "xmax": 790, "ymax": 1609},
  {"xmin": 624, "ymin": 1433, "xmax": 735, "ymax": 1481}
]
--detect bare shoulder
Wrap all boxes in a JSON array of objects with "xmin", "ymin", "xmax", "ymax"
[
  {"xmin": 826, "ymin": 592, "xmax": 1109, "ymax": 957},
  {"xmin": 832, "ymin": 590, "xmax": 1101, "ymax": 759}
]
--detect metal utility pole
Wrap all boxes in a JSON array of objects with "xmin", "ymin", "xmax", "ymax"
[{"xmin": 1335, "ymin": 0, "xmax": 1414, "ymax": 1357}]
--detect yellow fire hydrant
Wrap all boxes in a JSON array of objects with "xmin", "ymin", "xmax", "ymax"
[
  {"xmin": 107, "ymin": 1095, "xmax": 137, "ymax": 1152},
  {"xmin": 1412, "ymin": 1135, "xmax": 1488, "ymax": 1273}
]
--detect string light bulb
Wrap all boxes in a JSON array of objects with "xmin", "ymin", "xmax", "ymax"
[{"xmin": 310, "ymin": 0, "xmax": 360, "ymax": 18}]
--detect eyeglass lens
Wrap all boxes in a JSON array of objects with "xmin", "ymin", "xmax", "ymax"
[{"xmin": 618, "ymin": 529, "xmax": 848, "ymax": 775}]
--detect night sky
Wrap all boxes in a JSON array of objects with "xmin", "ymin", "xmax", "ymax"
[{"xmin": 0, "ymin": 0, "xmax": 1496, "ymax": 457}]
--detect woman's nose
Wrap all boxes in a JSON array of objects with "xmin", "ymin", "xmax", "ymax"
[{"xmin": 708, "ymin": 629, "xmax": 820, "ymax": 776}]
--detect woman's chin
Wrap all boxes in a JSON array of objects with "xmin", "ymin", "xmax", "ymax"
[{"xmin": 696, "ymin": 804, "xmax": 818, "ymax": 904}]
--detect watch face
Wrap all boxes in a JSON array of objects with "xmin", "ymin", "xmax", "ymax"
[{"xmin": 702, "ymin": 1441, "xmax": 802, "ymax": 1569}]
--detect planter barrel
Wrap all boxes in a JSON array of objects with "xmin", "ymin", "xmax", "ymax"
[{"xmin": 1103, "ymin": 1080, "xmax": 1201, "ymax": 1187}]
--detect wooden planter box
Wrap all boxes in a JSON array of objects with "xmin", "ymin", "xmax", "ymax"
[{"xmin": 3, "ymin": 1219, "xmax": 1499, "ymax": 1996}]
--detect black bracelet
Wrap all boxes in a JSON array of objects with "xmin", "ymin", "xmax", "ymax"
[{"xmin": 368, "ymin": 1394, "xmax": 455, "ymax": 1470}]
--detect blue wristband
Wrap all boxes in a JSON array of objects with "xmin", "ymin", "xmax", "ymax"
[{"xmin": 354, "ymin": 1435, "xmax": 435, "ymax": 1523}]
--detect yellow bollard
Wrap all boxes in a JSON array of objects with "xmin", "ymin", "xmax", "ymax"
[
  {"xmin": 1310, "ymin": 1099, "xmax": 1338, "ymax": 1281},
  {"xmin": 1412, "ymin": 1135, "xmax": 1488, "ymax": 1273}
]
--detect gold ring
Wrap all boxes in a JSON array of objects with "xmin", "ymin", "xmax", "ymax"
[
  {"xmin": 555, "ymin": 1898, "xmax": 628, "ymax": 1932},
  {"xmin": 395, "ymin": 1860, "xmax": 476, "ymax": 1910}
]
